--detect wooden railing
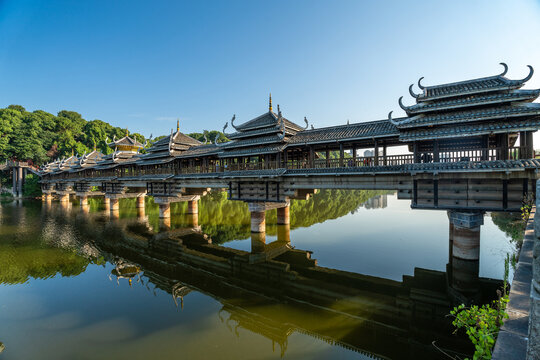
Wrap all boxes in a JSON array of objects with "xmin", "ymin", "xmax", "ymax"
[{"xmin": 47, "ymin": 146, "xmax": 532, "ymax": 180}]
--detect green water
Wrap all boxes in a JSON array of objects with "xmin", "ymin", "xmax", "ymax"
[{"xmin": 0, "ymin": 190, "xmax": 517, "ymax": 359}]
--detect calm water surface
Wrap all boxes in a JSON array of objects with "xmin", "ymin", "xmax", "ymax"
[{"xmin": 0, "ymin": 191, "xmax": 517, "ymax": 359}]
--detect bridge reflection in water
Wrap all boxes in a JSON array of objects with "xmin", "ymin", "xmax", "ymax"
[{"xmin": 37, "ymin": 194, "xmax": 504, "ymax": 360}]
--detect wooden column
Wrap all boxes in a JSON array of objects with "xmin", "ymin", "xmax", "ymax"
[
  {"xmin": 502, "ymin": 133, "xmax": 509, "ymax": 160},
  {"xmin": 433, "ymin": 140, "xmax": 440, "ymax": 162},
  {"xmin": 413, "ymin": 142, "xmax": 419, "ymax": 163},
  {"xmin": 374, "ymin": 141, "xmax": 379, "ymax": 166},
  {"xmin": 309, "ymin": 146, "xmax": 314, "ymax": 168},
  {"xmin": 382, "ymin": 143, "xmax": 387, "ymax": 165},
  {"xmin": 527, "ymin": 131, "xmax": 534, "ymax": 159},
  {"xmin": 326, "ymin": 148, "xmax": 330, "ymax": 168},
  {"xmin": 352, "ymin": 145, "xmax": 357, "ymax": 166},
  {"xmin": 339, "ymin": 143, "xmax": 344, "ymax": 167}
]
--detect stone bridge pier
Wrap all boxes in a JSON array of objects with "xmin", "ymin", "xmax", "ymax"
[
  {"xmin": 249, "ymin": 202, "xmax": 291, "ymax": 263},
  {"xmin": 448, "ymin": 211, "xmax": 483, "ymax": 295}
]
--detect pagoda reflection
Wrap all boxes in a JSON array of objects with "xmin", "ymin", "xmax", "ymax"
[{"xmin": 35, "ymin": 205, "xmax": 502, "ymax": 360}]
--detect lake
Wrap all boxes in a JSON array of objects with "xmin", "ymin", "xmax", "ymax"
[{"xmin": 0, "ymin": 190, "xmax": 518, "ymax": 359}]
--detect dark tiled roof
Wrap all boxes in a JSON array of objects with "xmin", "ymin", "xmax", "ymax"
[
  {"xmin": 174, "ymin": 144, "xmax": 220, "ymax": 158},
  {"xmin": 417, "ymin": 73, "xmax": 530, "ymax": 101},
  {"xmin": 109, "ymin": 135, "xmax": 144, "ymax": 148},
  {"xmin": 399, "ymin": 117, "xmax": 540, "ymax": 141},
  {"xmin": 395, "ymin": 103, "xmax": 540, "ymax": 129},
  {"xmin": 404, "ymin": 89, "xmax": 540, "ymax": 114},
  {"xmin": 228, "ymin": 124, "xmax": 298, "ymax": 140},
  {"xmin": 287, "ymin": 120, "xmax": 398, "ymax": 145},
  {"xmin": 233, "ymin": 111, "xmax": 305, "ymax": 132},
  {"xmin": 221, "ymin": 134, "xmax": 286, "ymax": 149},
  {"xmin": 219, "ymin": 144, "xmax": 286, "ymax": 158}
]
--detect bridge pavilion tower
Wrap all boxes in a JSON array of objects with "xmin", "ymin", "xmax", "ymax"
[{"xmin": 137, "ymin": 121, "xmax": 209, "ymax": 219}]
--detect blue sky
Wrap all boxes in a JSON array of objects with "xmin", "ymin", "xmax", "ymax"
[{"xmin": 1, "ymin": 0, "xmax": 540, "ymax": 139}]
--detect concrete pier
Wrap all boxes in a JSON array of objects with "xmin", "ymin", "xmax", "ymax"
[
  {"xmin": 137, "ymin": 206, "xmax": 145, "ymax": 219},
  {"xmin": 187, "ymin": 200, "xmax": 198, "ymax": 215},
  {"xmin": 250, "ymin": 210, "xmax": 266, "ymax": 233},
  {"xmin": 448, "ymin": 211, "xmax": 483, "ymax": 293},
  {"xmin": 277, "ymin": 224, "xmax": 290, "ymax": 243},
  {"xmin": 136, "ymin": 195, "xmax": 145, "ymax": 209},
  {"xmin": 44, "ymin": 193, "xmax": 53, "ymax": 203},
  {"xmin": 59, "ymin": 193, "xmax": 70, "ymax": 203},
  {"xmin": 79, "ymin": 196, "xmax": 88, "ymax": 207},
  {"xmin": 110, "ymin": 198, "xmax": 119, "ymax": 211},
  {"xmin": 104, "ymin": 197, "xmax": 110, "ymax": 212},
  {"xmin": 159, "ymin": 203, "xmax": 171, "ymax": 219},
  {"xmin": 277, "ymin": 205, "xmax": 290, "ymax": 225}
]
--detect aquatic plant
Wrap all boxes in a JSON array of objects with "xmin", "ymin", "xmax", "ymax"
[{"xmin": 449, "ymin": 255, "xmax": 510, "ymax": 360}]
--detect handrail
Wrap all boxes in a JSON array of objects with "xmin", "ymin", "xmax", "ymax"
[{"xmin": 44, "ymin": 146, "xmax": 532, "ymax": 180}]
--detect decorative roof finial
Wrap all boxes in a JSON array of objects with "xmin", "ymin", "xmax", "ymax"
[
  {"xmin": 409, "ymin": 84, "xmax": 419, "ymax": 99},
  {"xmin": 126, "ymin": 128, "xmax": 129, "ymax": 136},
  {"xmin": 520, "ymin": 65, "xmax": 534, "ymax": 82},
  {"xmin": 499, "ymin": 62, "xmax": 508, "ymax": 77},
  {"xmin": 277, "ymin": 104, "xmax": 281, "ymax": 117},
  {"xmin": 269, "ymin": 93, "xmax": 272, "ymax": 112},
  {"xmin": 230, "ymin": 114, "xmax": 239, "ymax": 131},
  {"xmin": 398, "ymin": 96, "xmax": 408, "ymax": 111},
  {"xmin": 177, "ymin": 118, "xmax": 180, "ymax": 132},
  {"xmin": 71, "ymin": 148, "xmax": 74, "ymax": 157},
  {"xmin": 417, "ymin": 77, "xmax": 425, "ymax": 90},
  {"xmin": 93, "ymin": 139, "xmax": 97, "ymax": 151}
]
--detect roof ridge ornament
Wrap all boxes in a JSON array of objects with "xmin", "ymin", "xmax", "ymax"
[
  {"xmin": 303, "ymin": 116, "xmax": 309, "ymax": 130},
  {"xmin": 203, "ymin": 133, "xmax": 208, "ymax": 144},
  {"xmin": 269, "ymin": 93, "xmax": 272, "ymax": 112},
  {"xmin": 230, "ymin": 114, "xmax": 239, "ymax": 131},
  {"xmin": 388, "ymin": 111, "xmax": 399, "ymax": 126},
  {"xmin": 311, "ymin": 124, "xmax": 314, "ymax": 130},
  {"xmin": 277, "ymin": 108, "xmax": 286, "ymax": 140},
  {"xmin": 398, "ymin": 96, "xmax": 409, "ymax": 111},
  {"xmin": 417, "ymin": 77, "xmax": 425, "ymax": 90},
  {"xmin": 409, "ymin": 84, "xmax": 419, "ymax": 99},
  {"xmin": 520, "ymin": 65, "xmax": 534, "ymax": 82},
  {"xmin": 168, "ymin": 129, "xmax": 174, "ymax": 155},
  {"xmin": 499, "ymin": 62, "xmax": 508, "ymax": 77}
]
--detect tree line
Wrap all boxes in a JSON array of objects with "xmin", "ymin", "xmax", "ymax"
[{"xmin": 0, "ymin": 104, "xmax": 228, "ymax": 166}]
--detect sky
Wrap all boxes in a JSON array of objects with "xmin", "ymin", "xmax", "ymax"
[{"xmin": 1, "ymin": 0, "xmax": 540, "ymax": 140}]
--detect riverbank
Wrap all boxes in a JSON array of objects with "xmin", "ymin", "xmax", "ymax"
[{"xmin": 492, "ymin": 208, "xmax": 535, "ymax": 359}]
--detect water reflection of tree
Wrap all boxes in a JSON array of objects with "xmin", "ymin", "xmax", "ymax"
[
  {"xmin": 0, "ymin": 244, "xmax": 89, "ymax": 284},
  {"xmin": 90, "ymin": 189, "xmax": 390, "ymax": 244},
  {"xmin": 198, "ymin": 189, "xmax": 391, "ymax": 243},
  {"xmin": 491, "ymin": 212, "xmax": 525, "ymax": 246}
]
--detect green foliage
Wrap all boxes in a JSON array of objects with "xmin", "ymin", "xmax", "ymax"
[
  {"xmin": 188, "ymin": 130, "xmax": 229, "ymax": 144},
  {"xmin": 0, "ymin": 106, "xmax": 150, "ymax": 165},
  {"xmin": 491, "ymin": 213, "xmax": 525, "ymax": 245},
  {"xmin": 520, "ymin": 192, "xmax": 535, "ymax": 222},
  {"xmin": 449, "ymin": 255, "xmax": 511, "ymax": 360},
  {"xmin": 23, "ymin": 173, "xmax": 41, "ymax": 197}
]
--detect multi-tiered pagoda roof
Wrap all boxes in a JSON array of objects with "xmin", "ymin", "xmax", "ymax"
[
  {"xmin": 68, "ymin": 148, "xmax": 106, "ymax": 172},
  {"xmin": 93, "ymin": 133, "xmax": 144, "ymax": 170},
  {"xmin": 390, "ymin": 63, "xmax": 540, "ymax": 141},
  {"xmin": 217, "ymin": 95, "xmax": 307, "ymax": 158},
  {"xmin": 137, "ymin": 120, "xmax": 203, "ymax": 166}
]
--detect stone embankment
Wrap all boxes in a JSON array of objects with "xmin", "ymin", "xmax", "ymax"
[{"xmin": 493, "ymin": 181, "xmax": 540, "ymax": 359}]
